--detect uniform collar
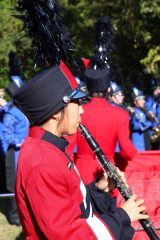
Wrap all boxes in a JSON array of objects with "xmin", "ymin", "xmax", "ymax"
[
  {"xmin": 29, "ymin": 126, "xmax": 69, "ymax": 152},
  {"xmin": 41, "ymin": 131, "xmax": 69, "ymax": 152}
]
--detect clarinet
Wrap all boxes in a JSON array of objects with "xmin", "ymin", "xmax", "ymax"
[{"xmin": 79, "ymin": 123, "xmax": 160, "ymax": 240}]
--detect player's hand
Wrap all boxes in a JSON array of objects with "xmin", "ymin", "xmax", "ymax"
[
  {"xmin": 95, "ymin": 167, "xmax": 127, "ymax": 192},
  {"xmin": 121, "ymin": 194, "xmax": 149, "ymax": 222}
]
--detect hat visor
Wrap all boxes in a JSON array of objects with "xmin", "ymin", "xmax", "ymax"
[
  {"xmin": 135, "ymin": 96, "xmax": 145, "ymax": 100},
  {"xmin": 113, "ymin": 91, "xmax": 124, "ymax": 96},
  {"xmin": 70, "ymin": 87, "xmax": 88, "ymax": 101}
]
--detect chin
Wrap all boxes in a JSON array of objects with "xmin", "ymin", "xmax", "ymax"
[{"xmin": 68, "ymin": 128, "xmax": 78, "ymax": 135}]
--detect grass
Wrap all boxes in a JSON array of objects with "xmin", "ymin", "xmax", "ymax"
[{"xmin": 0, "ymin": 198, "xmax": 24, "ymax": 240}]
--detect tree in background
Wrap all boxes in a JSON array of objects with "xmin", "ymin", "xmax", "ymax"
[
  {"xmin": 0, "ymin": 0, "xmax": 160, "ymax": 98},
  {"xmin": 60, "ymin": 0, "xmax": 160, "ymax": 96},
  {"xmin": 0, "ymin": 0, "xmax": 36, "ymax": 88}
]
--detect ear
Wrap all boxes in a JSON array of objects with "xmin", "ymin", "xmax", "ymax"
[{"xmin": 51, "ymin": 111, "xmax": 62, "ymax": 121}]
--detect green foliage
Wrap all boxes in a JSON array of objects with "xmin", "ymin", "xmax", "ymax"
[
  {"xmin": 0, "ymin": 0, "xmax": 37, "ymax": 87},
  {"xmin": 60, "ymin": 0, "xmax": 160, "ymax": 94},
  {"xmin": 0, "ymin": 0, "xmax": 160, "ymax": 95},
  {"xmin": 141, "ymin": 46, "xmax": 160, "ymax": 78},
  {"xmin": 139, "ymin": 0, "xmax": 160, "ymax": 80}
]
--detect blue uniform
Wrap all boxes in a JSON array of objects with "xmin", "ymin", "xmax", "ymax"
[
  {"xmin": 145, "ymin": 96, "xmax": 160, "ymax": 126},
  {"xmin": 0, "ymin": 104, "xmax": 10, "ymax": 191},
  {"xmin": 1, "ymin": 102, "xmax": 29, "ymax": 193},
  {"xmin": 130, "ymin": 107, "xmax": 152, "ymax": 151},
  {"xmin": 0, "ymin": 109, "xmax": 5, "ymax": 150},
  {"xmin": 145, "ymin": 96, "xmax": 160, "ymax": 149},
  {"xmin": 1, "ymin": 102, "xmax": 28, "ymax": 192},
  {"xmin": 157, "ymin": 103, "xmax": 160, "ymax": 123},
  {"xmin": 2, "ymin": 102, "xmax": 29, "ymax": 168},
  {"xmin": 0, "ymin": 103, "xmax": 12, "ymax": 154}
]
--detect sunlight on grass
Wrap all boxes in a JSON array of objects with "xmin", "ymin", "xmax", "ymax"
[{"xmin": 0, "ymin": 212, "xmax": 23, "ymax": 240}]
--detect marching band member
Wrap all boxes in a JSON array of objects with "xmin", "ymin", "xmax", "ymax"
[
  {"xmin": 108, "ymin": 81, "xmax": 125, "ymax": 107},
  {"xmin": 146, "ymin": 79, "xmax": 160, "ymax": 149},
  {"xmin": 1, "ymin": 82, "xmax": 29, "ymax": 226},
  {"xmin": 74, "ymin": 67, "xmax": 137, "ymax": 184},
  {"xmin": 13, "ymin": 63, "xmax": 148, "ymax": 240},
  {"xmin": 130, "ymin": 87, "xmax": 153, "ymax": 151},
  {"xmin": 13, "ymin": 2, "xmax": 148, "ymax": 238},
  {"xmin": 145, "ymin": 79, "xmax": 160, "ymax": 122},
  {"xmin": 72, "ymin": 16, "xmax": 137, "ymax": 183},
  {"xmin": 108, "ymin": 81, "xmax": 135, "ymax": 117}
]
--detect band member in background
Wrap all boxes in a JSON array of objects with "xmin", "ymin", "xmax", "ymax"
[
  {"xmin": 0, "ymin": 88, "xmax": 8, "ymax": 193},
  {"xmin": 130, "ymin": 87, "xmax": 153, "ymax": 151},
  {"xmin": 108, "ymin": 81, "xmax": 135, "ymax": 117},
  {"xmin": 68, "ymin": 16, "xmax": 137, "ymax": 184},
  {"xmin": 1, "ymin": 82, "xmax": 29, "ymax": 226},
  {"xmin": 0, "ymin": 51, "xmax": 27, "ymax": 225},
  {"xmin": 73, "ymin": 66, "xmax": 137, "ymax": 184},
  {"xmin": 108, "ymin": 81, "xmax": 125, "ymax": 106},
  {"xmin": 145, "ymin": 79, "xmax": 160, "ymax": 121},
  {"xmin": 145, "ymin": 79, "xmax": 160, "ymax": 149}
]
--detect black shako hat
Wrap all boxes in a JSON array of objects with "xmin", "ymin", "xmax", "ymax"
[
  {"xmin": 13, "ymin": 61, "xmax": 86, "ymax": 125},
  {"xmin": 84, "ymin": 16, "xmax": 112, "ymax": 94},
  {"xmin": 85, "ymin": 67, "xmax": 111, "ymax": 93}
]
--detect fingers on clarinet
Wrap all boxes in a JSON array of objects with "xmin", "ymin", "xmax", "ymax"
[
  {"xmin": 103, "ymin": 172, "xmax": 108, "ymax": 178},
  {"xmin": 138, "ymin": 205, "xmax": 146, "ymax": 212},
  {"xmin": 136, "ymin": 198, "xmax": 144, "ymax": 206},
  {"xmin": 139, "ymin": 213, "xmax": 150, "ymax": 219},
  {"xmin": 131, "ymin": 194, "xmax": 137, "ymax": 200}
]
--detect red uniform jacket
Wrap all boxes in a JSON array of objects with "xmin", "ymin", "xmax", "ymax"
[
  {"xmin": 67, "ymin": 98, "xmax": 137, "ymax": 184},
  {"xmin": 15, "ymin": 126, "xmax": 134, "ymax": 240}
]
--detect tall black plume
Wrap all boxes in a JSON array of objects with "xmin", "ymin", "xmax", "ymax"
[
  {"xmin": 16, "ymin": 0, "xmax": 74, "ymax": 68},
  {"xmin": 89, "ymin": 16, "xmax": 114, "ymax": 69}
]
